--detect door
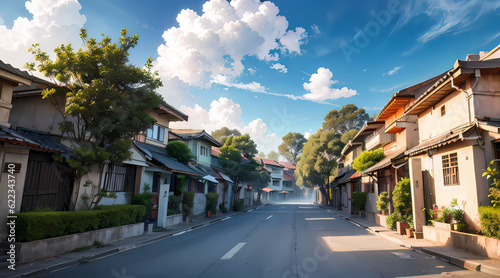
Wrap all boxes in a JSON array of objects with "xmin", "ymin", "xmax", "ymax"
[{"xmin": 422, "ymin": 170, "xmax": 436, "ymax": 222}]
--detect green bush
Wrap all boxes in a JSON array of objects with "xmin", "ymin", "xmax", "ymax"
[
  {"xmin": 233, "ymin": 199, "xmax": 244, "ymax": 211},
  {"xmin": 352, "ymin": 148, "xmax": 385, "ymax": 172},
  {"xmin": 205, "ymin": 192, "xmax": 219, "ymax": 215},
  {"xmin": 167, "ymin": 209, "xmax": 176, "ymax": 215},
  {"xmin": 386, "ymin": 212, "xmax": 404, "ymax": 231},
  {"xmin": 393, "ymin": 177, "xmax": 412, "ymax": 216},
  {"xmin": 478, "ymin": 206, "xmax": 500, "ymax": 239},
  {"xmin": 131, "ymin": 192, "xmax": 153, "ymax": 220},
  {"xmin": 168, "ymin": 195, "xmax": 182, "ymax": 214},
  {"xmin": 352, "ymin": 192, "xmax": 367, "ymax": 212},
  {"xmin": 219, "ymin": 202, "xmax": 228, "ymax": 213},
  {"xmin": 183, "ymin": 191, "xmax": 195, "ymax": 219},
  {"xmin": 376, "ymin": 191, "xmax": 389, "ymax": 215},
  {"xmin": 15, "ymin": 205, "xmax": 145, "ymax": 242}
]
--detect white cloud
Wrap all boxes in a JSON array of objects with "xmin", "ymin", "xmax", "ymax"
[
  {"xmin": 0, "ymin": 0, "xmax": 87, "ymax": 70},
  {"xmin": 370, "ymin": 82, "xmax": 410, "ymax": 93},
  {"xmin": 304, "ymin": 132, "xmax": 311, "ymax": 139},
  {"xmin": 155, "ymin": 0, "xmax": 307, "ymax": 96},
  {"xmin": 302, "ymin": 67, "xmax": 357, "ymax": 101},
  {"xmin": 393, "ymin": 1, "xmax": 500, "ymax": 44},
  {"xmin": 384, "ymin": 66, "xmax": 404, "ymax": 76},
  {"xmin": 270, "ymin": 63, "xmax": 287, "ymax": 73},
  {"xmin": 170, "ymin": 97, "xmax": 280, "ymax": 154},
  {"xmin": 311, "ymin": 24, "xmax": 320, "ymax": 35},
  {"xmin": 0, "ymin": 16, "xmax": 4, "ymax": 25}
]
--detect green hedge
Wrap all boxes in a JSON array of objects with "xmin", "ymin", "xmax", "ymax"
[
  {"xmin": 478, "ymin": 206, "xmax": 500, "ymax": 239},
  {"xmin": 15, "ymin": 205, "xmax": 146, "ymax": 242},
  {"xmin": 206, "ymin": 192, "xmax": 219, "ymax": 215},
  {"xmin": 233, "ymin": 199, "xmax": 244, "ymax": 211},
  {"xmin": 183, "ymin": 191, "xmax": 195, "ymax": 219}
]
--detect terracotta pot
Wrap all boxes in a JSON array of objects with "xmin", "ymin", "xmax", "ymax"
[{"xmin": 405, "ymin": 228, "xmax": 415, "ymax": 238}]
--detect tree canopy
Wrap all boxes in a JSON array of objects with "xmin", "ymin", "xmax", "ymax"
[
  {"xmin": 26, "ymin": 28, "xmax": 163, "ymax": 179},
  {"xmin": 352, "ymin": 148, "xmax": 385, "ymax": 173},
  {"xmin": 267, "ymin": 151, "xmax": 279, "ymax": 161},
  {"xmin": 166, "ymin": 141, "xmax": 194, "ymax": 164},
  {"xmin": 278, "ymin": 132, "xmax": 306, "ymax": 164},
  {"xmin": 212, "ymin": 127, "xmax": 242, "ymax": 145},
  {"xmin": 296, "ymin": 104, "xmax": 369, "ymax": 204}
]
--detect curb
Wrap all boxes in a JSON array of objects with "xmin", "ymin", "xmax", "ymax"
[
  {"xmin": 15, "ymin": 205, "xmax": 261, "ymax": 278},
  {"xmin": 318, "ymin": 205, "xmax": 500, "ymax": 277}
]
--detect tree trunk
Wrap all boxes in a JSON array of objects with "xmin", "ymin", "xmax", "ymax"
[{"xmin": 319, "ymin": 185, "xmax": 330, "ymax": 205}]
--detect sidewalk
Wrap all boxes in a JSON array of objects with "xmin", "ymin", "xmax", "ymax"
[
  {"xmin": 0, "ymin": 205, "xmax": 262, "ymax": 278},
  {"xmin": 320, "ymin": 205, "xmax": 500, "ymax": 277}
]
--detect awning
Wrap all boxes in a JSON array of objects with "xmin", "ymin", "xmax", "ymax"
[
  {"xmin": 203, "ymin": 175, "xmax": 219, "ymax": 184},
  {"xmin": 404, "ymin": 125, "xmax": 475, "ymax": 157},
  {"xmin": 262, "ymin": 187, "xmax": 274, "ymax": 192},
  {"xmin": 338, "ymin": 169, "xmax": 358, "ymax": 184},
  {"xmin": 281, "ymin": 191, "xmax": 289, "ymax": 193},
  {"xmin": 362, "ymin": 148, "xmax": 407, "ymax": 175},
  {"xmin": 213, "ymin": 169, "xmax": 233, "ymax": 183}
]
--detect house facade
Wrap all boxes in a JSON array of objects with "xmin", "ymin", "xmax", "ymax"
[{"xmin": 404, "ymin": 47, "xmax": 500, "ymax": 233}]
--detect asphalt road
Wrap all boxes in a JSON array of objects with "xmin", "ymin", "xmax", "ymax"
[{"xmin": 47, "ymin": 203, "xmax": 492, "ymax": 278}]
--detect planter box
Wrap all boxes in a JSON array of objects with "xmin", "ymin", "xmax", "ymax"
[
  {"xmin": 433, "ymin": 221, "xmax": 452, "ymax": 230},
  {"xmin": 423, "ymin": 225, "xmax": 500, "ymax": 260},
  {"xmin": 405, "ymin": 228, "xmax": 415, "ymax": 238},
  {"xmin": 13, "ymin": 222, "xmax": 144, "ymax": 264},
  {"xmin": 396, "ymin": 221, "xmax": 409, "ymax": 235},
  {"xmin": 166, "ymin": 213, "xmax": 182, "ymax": 226},
  {"xmin": 375, "ymin": 214, "xmax": 389, "ymax": 228}
]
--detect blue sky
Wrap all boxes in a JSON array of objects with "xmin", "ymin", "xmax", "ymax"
[{"xmin": 1, "ymin": 0, "xmax": 500, "ymax": 155}]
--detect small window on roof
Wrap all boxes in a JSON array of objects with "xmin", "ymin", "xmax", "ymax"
[{"xmin": 441, "ymin": 105, "xmax": 446, "ymax": 117}]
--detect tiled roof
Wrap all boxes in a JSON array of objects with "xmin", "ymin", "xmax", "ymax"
[
  {"xmin": 170, "ymin": 129, "xmax": 222, "ymax": 147},
  {"xmin": 0, "ymin": 126, "xmax": 40, "ymax": 149},
  {"xmin": 283, "ymin": 171, "xmax": 294, "ymax": 181},
  {"xmin": 134, "ymin": 141, "xmax": 201, "ymax": 176},
  {"xmin": 0, "ymin": 60, "xmax": 31, "ymax": 80},
  {"xmin": 15, "ymin": 127, "xmax": 73, "ymax": 158},
  {"xmin": 279, "ymin": 161, "xmax": 296, "ymax": 169},
  {"xmin": 211, "ymin": 146, "xmax": 221, "ymax": 157},
  {"xmin": 261, "ymin": 158, "xmax": 283, "ymax": 167}
]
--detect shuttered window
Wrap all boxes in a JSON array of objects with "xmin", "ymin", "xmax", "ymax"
[{"xmin": 442, "ymin": 153, "xmax": 459, "ymax": 186}]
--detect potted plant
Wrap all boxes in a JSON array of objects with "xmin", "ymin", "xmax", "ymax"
[
  {"xmin": 404, "ymin": 215, "xmax": 415, "ymax": 238},
  {"xmin": 352, "ymin": 192, "xmax": 367, "ymax": 216},
  {"xmin": 376, "ymin": 191, "xmax": 389, "ymax": 215}
]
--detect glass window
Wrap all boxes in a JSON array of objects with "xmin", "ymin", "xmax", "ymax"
[
  {"xmin": 442, "ymin": 153, "xmax": 459, "ymax": 185},
  {"xmin": 146, "ymin": 124, "xmax": 165, "ymax": 142},
  {"xmin": 494, "ymin": 141, "xmax": 500, "ymax": 159}
]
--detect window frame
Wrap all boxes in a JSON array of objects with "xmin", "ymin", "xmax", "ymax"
[
  {"xmin": 146, "ymin": 124, "xmax": 165, "ymax": 142},
  {"xmin": 442, "ymin": 152, "xmax": 460, "ymax": 186}
]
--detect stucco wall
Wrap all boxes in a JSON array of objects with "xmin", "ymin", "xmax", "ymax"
[
  {"xmin": 10, "ymin": 95, "xmax": 66, "ymax": 135},
  {"xmin": 193, "ymin": 192, "xmax": 206, "ymax": 216}
]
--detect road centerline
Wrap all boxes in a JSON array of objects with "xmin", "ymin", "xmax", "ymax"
[{"xmin": 220, "ymin": 242, "xmax": 247, "ymax": 260}]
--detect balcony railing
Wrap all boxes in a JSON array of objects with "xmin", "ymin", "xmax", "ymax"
[{"xmin": 365, "ymin": 131, "xmax": 395, "ymax": 150}]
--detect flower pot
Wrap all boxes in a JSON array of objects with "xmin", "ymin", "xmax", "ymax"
[
  {"xmin": 396, "ymin": 221, "xmax": 410, "ymax": 235},
  {"xmin": 405, "ymin": 228, "xmax": 415, "ymax": 238}
]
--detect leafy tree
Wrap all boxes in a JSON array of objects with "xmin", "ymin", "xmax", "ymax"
[
  {"xmin": 218, "ymin": 134, "xmax": 259, "ymax": 205},
  {"xmin": 322, "ymin": 104, "xmax": 369, "ymax": 134},
  {"xmin": 278, "ymin": 132, "xmax": 307, "ymax": 164},
  {"xmin": 267, "ymin": 151, "xmax": 279, "ymax": 161},
  {"xmin": 341, "ymin": 129, "xmax": 358, "ymax": 144},
  {"xmin": 352, "ymin": 148, "xmax": 385, "ymax": 173},
  {"xmin": 251, "ymin": 162, "xmax": 271, "ymax": 205},
  {"xmin": 26, "ymin": 28, "xmax": 163, "ymax": 209},
  {"xmin": 212, "ymin": 127, "xmax": 241, "ymax": 145},
  {"xmin": 257, "ymin": 151, "xmax": 266, "ymax": 159},
  {"xmin": 482, "ymin": 160, "xmax": 500, "ymax": 207},
  {"xmin": 166, "ymin": 141, "xmax": 194, "ymax": 164}
]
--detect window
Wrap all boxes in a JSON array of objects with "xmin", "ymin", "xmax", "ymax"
[
  {"xmin": 189, "ymin": 178, "xmax": 205, "ymax": 193},
  {"xmin": 272, "ymin": 167, "xmax": 280, "ymax": 173},
  {"xmin": 104, "ymin": 163, "xmax": 136, "ymax": 192},
  {"xmin": 441, "ymin": 105, "xmax": 446, "ymax": 117},
  {"xmin": 201, "ymin": 146, "xmax": 208, "ymax": 157},
  {"xmin": 146, "ymin": 124, "xmax": 165, "ymax": 142},
  {"xmin": 494, "ymin": 141, "xmax": 500, "ymax": 159},
  {"xmin": 442, "ymin": 153, "xmax": 459, "ymax": 185},
  {"xmin": 272, "ymin": 179, "xmax": 280, "ymax": 186}
]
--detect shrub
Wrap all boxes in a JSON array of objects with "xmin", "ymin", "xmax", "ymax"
[
  {"xmin": 376, "ymin": 191, "xmax": 389, "ymax": 215},
  {"xmin": 352, "ymin": 148, "xmax": 385, "ymax": 172},
  {"xmin": 219, "ymin": 202, "xmax": 228, "ymax": 213},
  {"xmin": 205, "ymin": 192, "xmax": 219, "ymax": 215},
  {"xmin": 168, "ymin": 195, "xmax": 182, "ymax": 214},
  {"xmin": 167, "ymin": 141, "xmax": 195, "ymax": 164},
  {"xmin": 233, "ymin": 199, "xmax": 244, "ymax": 211},
  {"xmin": 167, "ymin": 209, "xmax": 176, "ymax": 216},
  {"xmin": 478, "ymin": 206, "xmax": 500, "ymax": 239},
  {"xmin": 352, "ymin": 192, "xmax": 367, "ymax": 212},
  {"xmin": 15, "ymin": 205, "xmax": 145, "ymax": 242},
  {"xmin": 386, "ymin": 212, "xmax": 404, "ymax": 231},
  {"xmin": 393, "ymin": 177, "xmax": 412, "ymax": 216},
  {"xmin": 182, "ymin": 191, "xmax": 195, "ymax": 219},
  {"xmin": 131, "ymin": 192, "xmax": 153, "ymax": 220},
  {"xmin": 482, "ymin": 160, "xmax": 500, "ymax": 207}
]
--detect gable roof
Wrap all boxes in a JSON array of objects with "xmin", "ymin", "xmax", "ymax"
[
  {"xmin": 279, "ymin": 161, "xmax": 296, "ymax": 170},
  {"xmin": 283, "ymin": 171, "xmax": 295, "ymax": 181},
  {"xmin": 260, "ymin": 158, "xmax": 284, "ymax": 168},
  {"xmin": 150, "ymin": 103, "xmax": 188, "ymax": 123},
  {"xmin": 170, "ymin": 129, "xmax": 222, "ymax": 147}
]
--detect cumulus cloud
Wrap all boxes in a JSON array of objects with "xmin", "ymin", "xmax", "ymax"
[
  {"xmin": 170, "ymin": 97, "xmax": 280, "ymax": 153},
  {"xmin": 270, "ymin": 63, "xmax": 287, "ymax": 73},
  {"xmin": 0, "ymin": 0, "xmax": 87, "ymax": 70},
  {"xmin": 302, "ymin": 67, "xmax": 357, "ymax": 101},
  {"xmin": 155, "ymin": 0, "xmax": 307, "ymax": 99},
  {"xmin": 384, "ymin": 66, "xmax": 404, "ymax": 76}
]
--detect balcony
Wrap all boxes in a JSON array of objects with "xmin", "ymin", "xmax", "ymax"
[
  {"xmin": 386, "ymin": 115, "xmax": 418, "ymax": 133},
  {"xmin": 365, "ymin": 131, "xmax": 395, "ymax": 150}
]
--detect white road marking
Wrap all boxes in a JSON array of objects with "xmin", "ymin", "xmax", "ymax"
[
  {"xmin": 299, "ymin": 207, "xmax": 314, "ymax": 208},
  {"xmin": 305, "ymin": 218, "xmax": 335, "ymax": 220},
  {"xmin": 220, "ymin": 217, "xmax": 231, "ymax": 221},
  {"xmin": 247, "ymin": 209, "xmax": 254, "ymax": 212},
  {"xmin": 221, "ymin": 242, "xmax": 247, "ymax": 260},
  {"xmin": 172, "ymin": 231, "xmax": 186, "ymax": 236},
  {"xmin": 391, "ymin": 252, "xmax": 416, "ymax": 260},
  {"xmin": 266, "ymin": 215, "xmax": 273, "ymax": 220}
]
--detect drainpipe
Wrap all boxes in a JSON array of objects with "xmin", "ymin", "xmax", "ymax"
[{"xmin": 451, "ymin": 69, "xmax": 480, "ymax": 125}]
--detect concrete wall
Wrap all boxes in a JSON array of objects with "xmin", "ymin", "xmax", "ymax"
[
  {"xmin": 423, "ymin": 225, "xmax": 500, "ymax": 260},
  {"xmin": 471, "ymin": 73, "xmax": 500, "ymax": 120},
  {"xmin": 0, "ymin": 144, "xmax": 30, "ymax": 239},
  {"xmin": 193, "ymin": 192, "xmax": 206, "ymax": 216},
  {"xmin": 14, "ymin": 222, "xmax": 144, "ymax": 263},
  {"xmin": 10, "ymin": 94, "xmax": 66, "ymax": 135}
]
